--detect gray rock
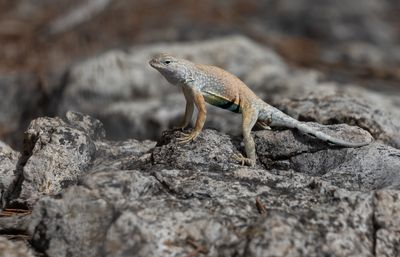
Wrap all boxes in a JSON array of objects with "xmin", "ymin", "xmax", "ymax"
[
  {"xmin": 24, "ymin": 117, "xmax": 400, "ymax": 257},
  {"xmin": 0, "ymin": 236, "xmax": 34, "ymax": 257},
  {"xmin": 82, "ymin": 169, "xmax": 162, "ymax": 210},
  {"xmin": 374, "ymin": 190, "xmax": 400, "ymax": 257},
  {"xmin": 0, "ymin": 73, "xmax": 44, "ymax": 149},
  {"xmin": 0, "ymin": 142, "xmax": 20, "ymax": 208},
  {"xmin": 374, "ymin": 190, "xmax": 400, "ymax": 229},
  {"xmin": 263, "ymin": 0, "xmax": 395, "ymax": 45},
  {"xmin": 245, "ymin": 193, "xmax": 374, "ymax": 257},
  {"xmin": 97, "ymin": 94, "xmax": 185, "ymax": 141},
  {"xmin": 255, "ymin": 124, "xmax": 400, "ymax": 191},
  {"xmin": 6, "ymin": 112, "xmax": 101, "ymax": 208},
  {"xmin": 376, "ymin": 229, "xmax": 400, "ymax": 257},
  {"xmin": 93, "ymin": 139, "xmax": 156, "ymax": 171},
  {"xmin": 29, "ymin": 186, "xmax": 114, "ymax": 257},
  {"xmin": 152, "ymin": 129, "xmax": 241, "ymax": 171}
]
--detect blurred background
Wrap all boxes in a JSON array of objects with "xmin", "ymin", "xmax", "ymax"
[{"xmin": 1, "ymin": 0, "xmax": 400, "ymax": 150}]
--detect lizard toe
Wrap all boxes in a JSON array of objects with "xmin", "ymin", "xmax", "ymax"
[
  {"xmin": 232, "ymin": 153, "xmax": 255, "ymax": 167},
  {"xmin": 177, "ymin": 131, "xmax": 199, "ymax": 144}
]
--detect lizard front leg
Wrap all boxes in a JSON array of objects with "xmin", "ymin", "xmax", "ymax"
[
  {"xmin": 233, "ymin": 108, "xmax": 258, "ymax": 166},
  {"xmin": 177, "ymin": 91, "xmax": 206, "ymax": 143},
  {"xmin": 174, "ymin": 86, "xmax": 194, "ymax": 130}
]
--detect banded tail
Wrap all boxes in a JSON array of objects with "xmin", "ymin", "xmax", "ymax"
[{"xmin": 259, "ymin": 104, "xmax": 372, "ymax": 147}]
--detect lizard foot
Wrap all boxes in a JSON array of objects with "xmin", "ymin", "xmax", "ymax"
[
  {"xmin": 176, "ymin": 131, "xmax": 200, "ymax": 144},
  {"xmin": 232, "ymin": 153, "xmax": 256, "ymax": 167},
  {"xmin": 256, "ymin": 121, "xmax": 271, "ymax": 130}
]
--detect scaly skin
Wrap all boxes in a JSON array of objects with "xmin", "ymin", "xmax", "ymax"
[{"xmin": 149, "ymin": 53, "xmax": 372, "ymax": 166}]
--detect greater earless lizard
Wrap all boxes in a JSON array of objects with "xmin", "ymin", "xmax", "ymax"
[{"xmin": 149, "ymin": 53, "xmax": 371, "ymax": 166}]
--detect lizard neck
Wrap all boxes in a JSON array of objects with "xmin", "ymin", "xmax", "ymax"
[{"xmin": 165, "ymin": 61, "xmax": 197, "ymax": 85}]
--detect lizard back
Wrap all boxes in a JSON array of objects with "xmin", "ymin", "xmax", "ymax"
[{"xmin": 194, "ymin": 64, "xmax": 259, "ymax": 112}]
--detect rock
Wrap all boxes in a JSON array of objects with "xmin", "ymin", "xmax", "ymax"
[
  {"xmin": 0, "ymin": 141, "xmax": 20, "ymax": 208},
  {"xmin": 255, "ymin": 124, "xmax": 400, "ymax": 191},
  {"xmin": 93, "ymin": 138, "xmax": 156, "ymax": 171},
  {"xmin": 27, "ymin": 157, "xmax": 388, "ymax": 257},
  {"xmin": 375, "ymin": 229, "xmax": 400, "ymax": 257},
  {"xmin": 5, "ymin": 112, "xmax": 101, "ymax": 208},
  {"xmin": 29, "ymin": 186, "xmax": 114, "ymax": 257},
  {"xmin": 0, "ymin": 236, "xmax": 34, "ymax": 257},
  {"xmin": 264, "ymin": 0, "xmax": 395, "ymax": 45},
  {"xmin": 82, "ymin": 169, "xmax": 162, "ymax": 210},
  {"xmin": 245, "ymin": 192, "xmax": 374, "ymax": 257},
  {"xmin": 374, "ymin": 190, "xmax": 400, "ymax": 257},
  {"xmin": 97, "ymin": 94, "xmax": 185, "ymax": 141},
  {"xmin": 321, "ymin": 42, "xmax": 390, "ymax": 66},
  {"xmin": 2, "ymin": 110, "xmax": 157, "ymax": 209},
  {"xmin": 0, "ymin": 73, "xmax": 45, "ymax": 149},
  {"xmin": 374, "ymin": 190, "xmax": 400, "ymax": 229},
  {"xmin": 152, "ymin": 129, "xmax": 241, "ymax": 171},
  {"xmin": 22, "ymin": 110, "xmax": 400, "ymax": 257}
]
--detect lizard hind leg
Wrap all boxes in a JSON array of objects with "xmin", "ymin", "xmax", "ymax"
[{"xmin": 234, "ymin": 108, "xmax": 259, "ymax": 166}]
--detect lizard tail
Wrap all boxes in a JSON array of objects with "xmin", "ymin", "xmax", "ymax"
[
  {"xmin": 260, "ymin": 106, "xmax": 372, "ymax": 147},
  {"xmin": 293, "ymin": 121, "xmax": 371, "ymax": 147}
]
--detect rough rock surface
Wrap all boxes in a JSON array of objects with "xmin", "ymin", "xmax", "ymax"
[
  {"xmin": 4, "ymin": 112, "xmax": 102, "ymax": 208},
  {"xmin": 0, "ymin": 141, "xmax": 20, "ymax": 207},
  {"xmin": 0, "ymin": 236, "xmax": 34, "ymax": 257},
  {"xmin": 0, "ymin": 110, "xmax": 397, "ymax": 257}
]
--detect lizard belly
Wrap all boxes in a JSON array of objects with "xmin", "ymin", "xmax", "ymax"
[{"xmin": 202, "ymin": 90, "xmax": 241, "ymax": 113}]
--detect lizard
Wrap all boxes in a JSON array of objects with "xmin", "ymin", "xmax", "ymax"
[{"xmin": 149, "ymin": 53, "xmax": 372, "ymax": 166}]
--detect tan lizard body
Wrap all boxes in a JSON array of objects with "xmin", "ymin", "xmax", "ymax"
[{"xmin": 149, "ymin": 53, "xmax": 371, "ymax": 166}]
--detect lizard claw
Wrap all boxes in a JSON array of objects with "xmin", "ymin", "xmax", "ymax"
[
  {"xmin": 177, "ymin": 131, "xmax": 199, "ymax": 144},
  {"xmin": 232, "ymin": 153, "xmax": 256, "ymax": 167}
]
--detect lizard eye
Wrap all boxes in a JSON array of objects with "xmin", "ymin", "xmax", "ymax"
[{"xmin": 165, "ymin": 60, "xmax": 171, "ymax": 64}]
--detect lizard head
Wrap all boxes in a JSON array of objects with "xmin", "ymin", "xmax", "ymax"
[{"xmin": 149, "ymin": 53, "xmax": 194, "ymax": 85}]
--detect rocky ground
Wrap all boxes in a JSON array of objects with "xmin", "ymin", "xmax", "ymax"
[
  {"xmin": 1, "ymin": 0, "xmax": 400, "ymax": 256},
  {"xmin": 0, "ymin": 35, "xmax": 400, "ymax": 256}
]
